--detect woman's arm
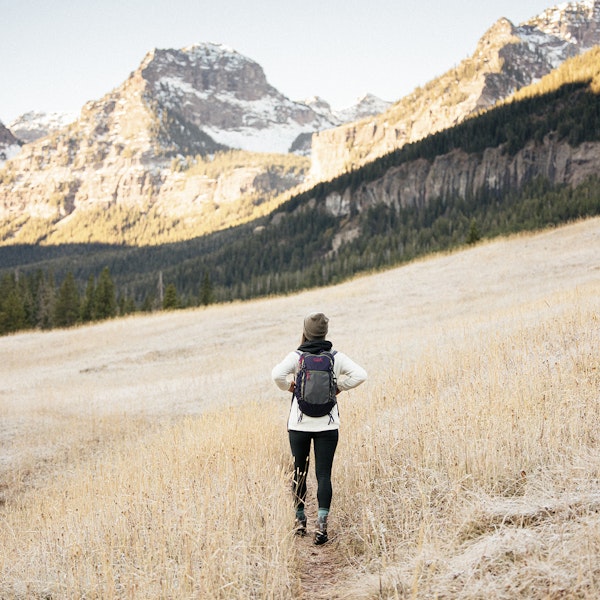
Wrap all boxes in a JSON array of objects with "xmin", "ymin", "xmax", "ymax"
[
  {"xmin": 335, "ymin": 353, "xmax": 367, "ymax": 392},
  {"xmin": 271, "ymin": 351, "xmax": 299, "ymax": 391}
]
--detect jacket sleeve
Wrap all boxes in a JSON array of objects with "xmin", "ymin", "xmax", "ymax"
[
  {"xmin": 271, "ymin": 351, "xmax": 299, "ymax": 391},
  {"xmin": 335, "ymin": 352, "xmax": 367, "ymax": 392}
]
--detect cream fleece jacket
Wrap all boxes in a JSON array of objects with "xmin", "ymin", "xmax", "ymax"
[{"xmin": 271, "ymin": 349, "xmax": 367, "ymax": 432}]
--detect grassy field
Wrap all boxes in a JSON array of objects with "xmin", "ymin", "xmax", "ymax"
[{"xmin": 1, "ymin": 217, "xmax": 600, "ymax": 598}]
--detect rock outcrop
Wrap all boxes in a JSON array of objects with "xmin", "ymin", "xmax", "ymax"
[{"xmin": 345, "ymin": 139, "xmax": 600, "ymax": 215}]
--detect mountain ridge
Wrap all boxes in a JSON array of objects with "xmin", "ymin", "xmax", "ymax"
[{"xmin": 3, "ymin": 44, "xmax": 389, "ymax": 154}]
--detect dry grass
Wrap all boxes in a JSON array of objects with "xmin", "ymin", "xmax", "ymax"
[{"xmin": 1, "ymin": 218, "xmax": 600, "ymax": 598}]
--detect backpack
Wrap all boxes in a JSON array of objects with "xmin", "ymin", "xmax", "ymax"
[{"xmin": 294, "ymin": 350, "xmax": 337, "ymax": 418}]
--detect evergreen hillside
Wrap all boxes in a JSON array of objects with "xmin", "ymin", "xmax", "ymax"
[{"xmin": 1, "ymin": 49, "xmax": 600, "ymax": 333}]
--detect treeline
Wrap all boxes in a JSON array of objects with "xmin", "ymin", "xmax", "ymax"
[
  {"xmin": 171, "ymin": 148, "xmax": 309, "ymax": 178},
  {"xmin": 0, "ymin": 265, "xmax": 215, "ymax": 336},
  {"xmin": 188, "ymin": 174, "xmax": 600, "ymax": 299}
]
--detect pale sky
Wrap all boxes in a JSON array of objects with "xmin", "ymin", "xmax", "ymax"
[{"xmin": 1, "ymin": 0, "xmax": 558, "ymax": 125}]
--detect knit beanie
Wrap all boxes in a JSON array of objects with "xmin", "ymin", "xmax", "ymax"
[{"xmin": 303, "ymin": 312, "xmax": 329, "ymax": 340}]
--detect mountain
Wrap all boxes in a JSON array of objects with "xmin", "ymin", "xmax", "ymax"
[
  {"xmin": 0, "ymin": 42, "xmax": 391, "ymax": 246},
  {"xmin": 138, "ymin": 42, "xmax": 339, "ymax": 155},
  {"xmin": 310, "ymin": 0, "xmax": 600, "ymax": 181},
  {"xmin": 8, "ymin": 111, "xmax": 78, "ymax": 144},
  {"xmin": 304, "ymin": 93, "xmax": 392, "ymax": 125}
]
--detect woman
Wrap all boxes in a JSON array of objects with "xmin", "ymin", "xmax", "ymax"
[{"xmin": 271, "ymin": 312, "xmax": 367, "ymax": 545}]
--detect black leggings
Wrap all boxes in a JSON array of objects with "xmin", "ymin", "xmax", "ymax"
[{"xmin": 288, "ymin": 429, "xmax": 339, "ymax": 512}]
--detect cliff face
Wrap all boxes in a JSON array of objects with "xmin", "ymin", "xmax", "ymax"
[
  {"xmin": 309, "ymin": 1, "xmax": 600, "ymax": 183},
  {"xmin": 311, "ymin": 137, "xmax": 600, "ymax": 227}
]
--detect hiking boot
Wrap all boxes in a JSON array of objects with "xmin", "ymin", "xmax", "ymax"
[
  {"xmin": 314, "ymin": 515, "xmax": 328, "ymax": 545},
  {"xmin": 295, "ymin": 516, "xmax": 307, "ymax": 536}
]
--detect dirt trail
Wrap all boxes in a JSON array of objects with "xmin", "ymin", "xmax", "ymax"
[{"xmin": 294, "ymin": 533, "xmax": 350, "ymax": 599}]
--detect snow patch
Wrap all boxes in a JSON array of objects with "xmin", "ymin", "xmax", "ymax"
[
  {"xmin": 183, "ymin": 42, "xmax": 249, "ymax": 70},
  {"xmin": 0, "ymin": 143, "xmax": 22, "ymax": 166},
  {"xmin": 202, "ymin": 122, "xmax": 310, "ymax": 154},
  {"xmin": 515, "ymin": 26, "xmax": 573, "ymax": 69},
  {"xmin": 9, "ymin": 111, "xmax": 78, "ymax": 143}
]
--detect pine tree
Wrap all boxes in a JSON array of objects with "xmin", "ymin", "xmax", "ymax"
[
  {"xmin": 0, "ymin": 273, "xmax": 26, "ymax": 334},
  {"xmin": 199, "ymin": 272, "xmax": 214, "ymax": 306},
  {"xmin": 54, "ymin": 271, "xmax": 81, "ymax": 327},
  {"xmin": 81, "ymin": 274, "xmax": 96, "ymax": 322},
  {"xmin": 95, "ymin": 267, "xmax": 117, "ymax": 320},
  {"xmin": 466, "ymin": 218, "xmax": 481, "ymax": 245},
  {"xmin": 36, "ymin": 271, "xmax": 56, "ymax": 330},
  {"xmin": 141, "ymin": 294, "xmax": 154, "ymax": 312},
  {"xmin": 18, "ymin": 273, "xmax": 35, "ymax": 329},
  {"xmin": 163, "ymin": 283, "xmax": 179, "ymax": 310}
]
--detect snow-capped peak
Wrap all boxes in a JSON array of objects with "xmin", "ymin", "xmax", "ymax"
[
  {"xmin": 8, "ymin": 111, "xmax": 78, "ymax": 144},
  {"xmin": 183, "ymin": 41, "xmax": 241, "ymax": 59},
  {"xmin": 333, "ymin": 94, "xmax": 393, "ymax": 122}
]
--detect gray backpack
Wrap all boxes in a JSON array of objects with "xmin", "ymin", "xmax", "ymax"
[{"xmin": 294, "ymin": 350, "xmax": 337, "ymax": 417}]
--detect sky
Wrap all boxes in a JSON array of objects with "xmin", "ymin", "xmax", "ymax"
[{"xmin": 1, "ymin": 0, "xmax": 560, "ymax": 125}]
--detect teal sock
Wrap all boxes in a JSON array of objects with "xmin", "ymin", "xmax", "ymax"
[
  {"xmin": 296, "ymin": 509, "xmax": 306, "ymax": 520},
  {"xmin": 318, "ymin": 508, "xmax": 329, "ymax": 520}
]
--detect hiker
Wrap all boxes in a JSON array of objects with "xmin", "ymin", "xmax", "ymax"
[{"xmin": 271, "ymin": 312, "xmax": 367, "ymax": 545}]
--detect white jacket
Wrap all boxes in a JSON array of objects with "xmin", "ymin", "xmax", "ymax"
[{"xmin": 272, "ymin": 349, "xmax": 367, "ymax": 432}]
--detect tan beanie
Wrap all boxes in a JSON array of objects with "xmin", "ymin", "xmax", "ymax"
[{"xmin": 303, "ymin": 312, "xmax": 329, "ymax": 340}]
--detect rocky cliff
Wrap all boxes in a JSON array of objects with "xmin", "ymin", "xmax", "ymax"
[
  {"xmin": 309, "ymin": 0, "xmax": 600, "ymax": 182},
  {"xmin": 342, "ymin": 138, "xmax": 600, "ymax": 214},
  {"xmin": 295, "ymin": 134, "xmax": 600, "ymax": 256}
]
